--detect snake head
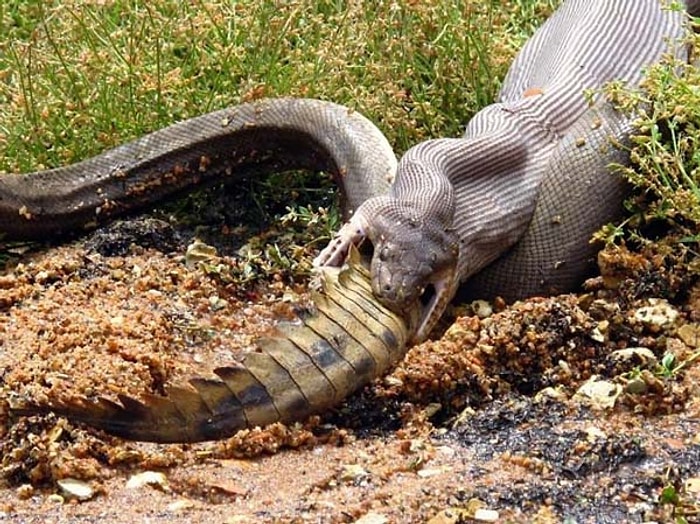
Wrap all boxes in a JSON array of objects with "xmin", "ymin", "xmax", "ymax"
[
  {"xmin": 313, "ymin": 198, "xmax": 460, "ymax": 344},
  {"xmin": 368, "ymin": 209, "xmax": 459, "ymax": 344}
]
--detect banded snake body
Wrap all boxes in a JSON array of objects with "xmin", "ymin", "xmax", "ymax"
[
  {"xmin": 4, "ymin": 0, "xmax": 699, "ymax": 441},
  {"xmin": 317, "ymin": 0, "xmax": 698, "ymax": 341}
]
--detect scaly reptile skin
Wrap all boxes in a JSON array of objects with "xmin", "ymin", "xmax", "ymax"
[
  {"xmin": 13, "ymin": 250, "xmax": 415, "ymax": 442},
  {"xmin": 317, "ymin": 0, "xmax": 696, "ymax": 341},
  {"xmin": 0, "ymin": 98, "xmax": 396, "ymax": 236},
  {"xmin": 6, "ymin": 0, "xmax": 697, "ymax": 442}
]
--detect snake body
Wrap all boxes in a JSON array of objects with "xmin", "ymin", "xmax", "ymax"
[
  {"xmin": 0, "ymin": 99, "xmax": 396, "ymax": 239},
  {"xmin": 6, "ymin": 1, "xmax": 698, "ymax": 441},
  {"xmin": 318, "ymin": 0, "xmax": 695, "ymax": 341}
]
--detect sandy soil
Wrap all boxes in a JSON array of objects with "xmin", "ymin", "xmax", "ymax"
[{"xmin": 1, "ymin": 217, "xmax": 700, "ymax": 523}]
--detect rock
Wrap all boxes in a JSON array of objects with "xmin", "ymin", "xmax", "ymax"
[
  {"xmin": 587, "ymin": 298, "xmax": 620, "ymax": 320},
  {"xmin": 209, "ymin": 480, "xmax": 248, "ymax": 497},
  {"xmin": 685, "ymin": 477, "xmax": 700, "ymax": 494},
  {"xmin": 126, "ymin": 471, "xmax": 169, "ymax": 491},
  {"xmin": 417, "ymin": 466, "xmax": 452, "ymax": 478},
  {"xmin": 167, "ymin": 499, "xmax": 197, "ymax": 512},
  {"xmin": 535, "ymin": 386, "xmax": 569, "ymax": 403},
  {"xmin": 185, "ymin": 239, "xmax": 218, "ymax": 269},
  {"xmin": 573, "ymin": 377, "xmax": 622, "ymax": 409},
  {"xmin": 16, "ymin": 484, "xmax": 34, "ymax": 500},
  {"xmin": 677, "ymin": 324, "xmax": 700, "ymax": 348},
  {"xmin": 470, "ymin": 300, "xmax": 493, "ymax": 319},
  {"xmin": 589, "ymin": 320, "xmax": 608, "ymax": 343},
  {"xmin": 340, "ymin": 464, "xmax": 369, "ymax": 483},
  {"xmin": 383, "ymin": 375, "xmax": 404, "ymax": 388},
  {"xmin": 427, "ymin": 505, "xmax": 499, "ymax": 523},
  {"xmin": 56, "ymin": 478, "xmax": 95, "ymax": 501},
  {"xmin": 633, "ymin": 299, "xmax": 679, "ymax": 329},
  {"xmin": 208, "ymin": 295, "xmax": 228, "ymax": 311},
  {"xmin": 354, "ymin": 512, "xmax": 389, "ymax": 524},
  {"xmin": 609, "ymin": 347, "xmax": 658, "ymax": 367},
  {"xmin": 624, "ymin": 376, "xmax": 648, "ymax": 395},
  {"xmin": 474, "ymin": 508, "xmax": 500, "ymax": 522},
  {"xmin": 47, "ymin": 494, "xmax": 64, "ymax": 504},
  {"xmin": 427, "ymin": 508, "xmax": 471, "ymax": 524},
  {"xmin": 584, "ymin": 426, "xmax": 607, "ymax": 441}
]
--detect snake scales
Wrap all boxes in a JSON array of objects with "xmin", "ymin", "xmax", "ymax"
[
  {"xmin": 317, "ymin": 0, "xmax": 696, "ymax": 341},
  {"xmin": 5, "ymin": 0, "xmax": 698, "ymax": 441}
]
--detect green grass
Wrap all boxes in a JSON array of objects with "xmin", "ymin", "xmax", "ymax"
[
  {"xmin": 0, "ymin": 0, "xmax": 556, "ymax": 276},
  {"xmin": 1, "ymin": 0, "xmax": 698, "ymax": 271},
  {"xmin": 0, "ymin": 0, "xmax": 556, "ymax": 175},
  {"xmin": 593, "ymin": 29, "xmax": 700, "ymax": 253}
]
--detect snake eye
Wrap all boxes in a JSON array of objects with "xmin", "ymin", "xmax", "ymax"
[{"xmin": 379, "ymin": 246, "xmax": 390, "ymax": 261}]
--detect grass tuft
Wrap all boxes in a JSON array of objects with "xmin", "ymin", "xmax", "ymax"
[
  {"xmin": 597, "ymin": 31, "xmax": 700, "ymax": 250},
  {"xmin": 0, "ymin": 0, "xmax": 556, "ymax": 175}
]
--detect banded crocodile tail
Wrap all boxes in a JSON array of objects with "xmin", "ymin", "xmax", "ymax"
[
  {"xmin": 0, "ymin": 98, "xmax": 397, "ymax": 240},
  {"xmin": 10, "ymin": 248, "xmax": 415, "ymax": 443}
]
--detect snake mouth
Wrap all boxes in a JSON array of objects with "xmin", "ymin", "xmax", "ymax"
[
  {"xmin": 356, "ymin": 237, "xmax": 458, "ymax": 344},
  {"xmin": 419, "ymin": 284, "xmax": 436, "ymax": 308},
  {"xmin": 410, "ymin": 284, "xmax": 438, "ymax": 340},
  {"xmin": 416, "ymin": 283, "xmax": 437, "ymax": 328},
  {"xmin": 318, "ymin": 229, "xmax": 456, "ymax": 344},
  {"xmin": 410, "ymin": 266, "xmax": 459, "ymax": 344}
]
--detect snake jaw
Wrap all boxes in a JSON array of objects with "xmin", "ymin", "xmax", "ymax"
[
  {"xmin": 371, "ymin": 252, "xmax": 458, "ymax": 344},
  {"xmin": 411, "ymin": 264, "xmax": 459, "ymax": 344},
  {"xmin": 369, "ymin": 222, "xmax": 460, "ymax": 343}
]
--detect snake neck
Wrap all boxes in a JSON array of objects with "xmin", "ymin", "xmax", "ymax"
[{"xmin": 361, "ymin": 105, "xmax": 557, "ymax": 340}]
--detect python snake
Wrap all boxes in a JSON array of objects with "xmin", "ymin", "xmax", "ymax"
[
  {"xmin": 318, "ymin": 0, "xmax": 697, "ymax": 341},
  {"xmin": 4, "ymin": 0, "xmax": 698, "ymax": 441}
]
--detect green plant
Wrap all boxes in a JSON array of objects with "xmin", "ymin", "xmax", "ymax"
[{"xmin": 604, "ymin": 33, "xmax": 700, "ymax": 242}]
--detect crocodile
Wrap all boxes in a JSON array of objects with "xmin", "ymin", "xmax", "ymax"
[{"xmin": 11, "ymin": 249, "xmax": 414, "ymax": 443}]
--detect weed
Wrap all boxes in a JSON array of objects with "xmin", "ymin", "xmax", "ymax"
[{"xmin": 601, "ymin": 32, "xmax": 700, "ymax": 248}]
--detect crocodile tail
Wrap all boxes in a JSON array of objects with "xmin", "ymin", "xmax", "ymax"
[{"xmin": 11, "ymin": 248, "xmax": 413, "ymax": 443}]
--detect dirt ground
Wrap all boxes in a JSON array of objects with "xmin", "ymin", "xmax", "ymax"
[{"xmin": 1, "ymin": 215, "xmax": 700, "ymax": 523}]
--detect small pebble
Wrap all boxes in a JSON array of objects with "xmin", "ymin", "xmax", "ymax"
[
  {"xmin": 340, "ymin": 464, "xmax": 369, "ymax": 482},
  {"xmin": 610, "ymin": 347, "xmax": 657, "ymax": 366},
  {"xmin": 677, "ymin": 324, "xmax": 700, "ymax": 348},
  {"xmin": 126, "ymin": 471, "xmax": 169, "ymax": 491},
  {"xmin": 470, "ymin": 300, "xmax": 493, "ymax": 318},
  {"xmin": 16, "ymin": 484, "xmax": 34, "ymax": 500},
  {"xmin": 633, "ymin": 299, "xmax": 679, "ymax": 328},
  {"xmin": 167, "ymin": 499, "xmax": 196, "ymax": 512},
  {"xmin": 354, "ymin": 512, "xmax": 388, "ymax": 524},
  {"xmin": 474, "ymin": 508, "xmax": 499, "ymax": 522},
  {"xmin": 56, "ymin": 478, "xmax": 95, "ymax": 501},
  {"xmin": 574, "ymin": 377, "xmax": 622, "ymax": 409}
]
